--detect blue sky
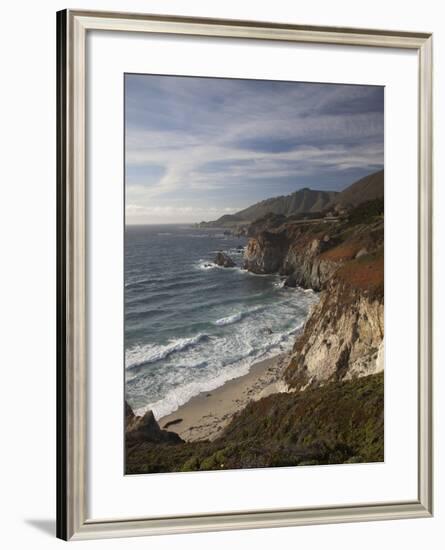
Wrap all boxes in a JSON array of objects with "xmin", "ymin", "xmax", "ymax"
[{"xmin": 125, "ymin": 74, "xmax": 383, "ymax": 224}]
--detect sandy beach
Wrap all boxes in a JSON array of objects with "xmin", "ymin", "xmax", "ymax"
[{"xmin": 158, "ymin": 352, "xmax": 290, "ymax": 442}]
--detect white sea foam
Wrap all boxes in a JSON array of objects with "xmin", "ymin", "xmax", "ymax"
[
  {"xmin": 131, "ymin": 319, "xmax": 309, "ymax": 419},
  {"xmin": 195, "ymin": 259, "xmax": 273, "ymax": 277},
  {"xmin": 126, "ymin": 333, "xmax": 207, "ymax": 370},
  {"xmin": 136, "ymin": 361, "xmax": 252, "ymax": 419},
  {"xmin": 231, "ymin": 266, "xmax": 273, "ymax": 277},
  {"xmin": 287, "ymin": 321, "xmax": 305, "ymax": 335},
  {"xmin": 135, "ymin": 337, "xmax": 290, "ymax": 420},
  {"xmin": 214, "ymin": 306, "xmax": 265, "ymax": 327},
  {"xmin": 127, "ymin": 277, "xmax": 319, "ymax": 420},
  {"xmin": 214, "ymin": 311, "xmax": 244, "ymax": 326},
  {"xmin": 196, "ymin": 259, "xmax": 241, "ymax": 271},
  {"xmin": 303, "ymin": 288, "xmax": 315, "ymax": 294},
  {"xmin": 196, "ymin": 260, "xmax": 219, "ymax": 270}
]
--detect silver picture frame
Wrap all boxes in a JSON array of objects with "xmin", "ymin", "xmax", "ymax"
[{"xmin": 56, "ymin": 9, "xmax": 433, "ymax": 541}]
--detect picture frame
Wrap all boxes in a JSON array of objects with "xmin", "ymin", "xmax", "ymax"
[{"xmin": 57, "ymin": 9, "xmax": 433, "ymax": 541}]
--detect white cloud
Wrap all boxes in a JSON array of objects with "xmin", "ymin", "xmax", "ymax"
[{"xmin": 125, "ymin": 77, "xmax": 384, "ymax": 223}]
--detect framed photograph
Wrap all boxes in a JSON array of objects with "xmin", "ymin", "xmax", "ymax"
[{"xmin": 57, "ymin": 9, "xmax": 433, "ymax": 541}]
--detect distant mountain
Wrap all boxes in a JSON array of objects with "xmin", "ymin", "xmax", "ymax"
[
  {"xmin": 237, "ymin": 188, "xmax": 339, "ymax": 219},
  {"xmin": 199, "ymin": 169, "xmax": 384, "ymax": 228},
  {"xmin": 332, "ymin": 169, "xmax": 384, "ymax": 208},
  {"xmin": 201, "ymin": 188, "xmax": 338, "ymax": 227}
]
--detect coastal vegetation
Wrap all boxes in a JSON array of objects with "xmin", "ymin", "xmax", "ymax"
[{"xmin": 126, "ymin": 372, "xmax": 383, "ymax": 474}]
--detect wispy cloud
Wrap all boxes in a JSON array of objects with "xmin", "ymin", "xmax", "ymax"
[{"xmin": 125, "ymin": 76, "xmax": 383, "ymax": 224}]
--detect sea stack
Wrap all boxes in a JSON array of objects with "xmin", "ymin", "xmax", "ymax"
[{"xmin": 214, "ymin": 252, "xmax": 236, "ymax": 268}]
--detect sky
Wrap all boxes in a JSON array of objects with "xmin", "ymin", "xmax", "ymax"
[{"xmin": 125, "ymin": 74, "xmax": 384, "ymax": 225}]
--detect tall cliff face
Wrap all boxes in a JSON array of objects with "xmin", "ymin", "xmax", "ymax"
[
  {"xmin": 243, "ymin": 204, "xmax": 384, "ymax": 386},
  {"xmin": 244, "ymin": 211, "xmax": 383, "ymax": 286},
  {"xmin": 285, "ymin": 274, "xmax": 384, "ymax": 390},
  {"xmin": 243, "ymin": 229, "xmax": 289, "ymax": 274},
  {"xmin": 243, "ymin": 222, "xmax": 338, "ymax": 288}
]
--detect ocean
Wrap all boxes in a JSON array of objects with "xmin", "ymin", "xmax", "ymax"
[{"xmin": 125, "ymin": 224, "xmax": 318, "ymax": 419}]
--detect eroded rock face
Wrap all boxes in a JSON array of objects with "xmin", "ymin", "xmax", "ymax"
[
  {"xmin": 243, "ymin": 215, "xmax": 383, "ymax": 287},
  {"xmin": 125, "ymin": 403, "xmax": 183, "ymax": 444},
  {"xmin": 281, "ymin": 238, "xmax": 340, "ymax": 290},
  {"xmin": 243, "ymin": 226, "xmax": 340, "ymax": 288},
  {"xmin": 243, "ymin": 230, "xmax": 289, "ymax": 273},
  {"xmin": 285, "ymin": 284, "xmax": 384, "ymax": 390},
  {"xmin": 214, "ymin": 252, "xmax": 236, "ymax": 268}
]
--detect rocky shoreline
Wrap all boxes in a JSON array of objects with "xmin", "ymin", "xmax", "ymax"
[
  {"xmin": 128, "ymin": 353, "xmax": 290, "ymax": 444},
  {"xmin": 126, "ymin": 192, "xmax": 385, "ymax": 473}
]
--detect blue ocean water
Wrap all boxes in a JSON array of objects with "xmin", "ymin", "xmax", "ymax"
[{"xmin": 125, "ymin": 225, "xmax": 317, "ymax": 419}]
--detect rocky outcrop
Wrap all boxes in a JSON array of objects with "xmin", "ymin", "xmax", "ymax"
[
  {"xmin": 243, "ymin": 204, "xmax": 384, "ymax": 386},
  {"xmin": 244, "ymin": 217, "xmax": 383, "ymax": 287},
  {"xmin": 125, "ymin": 402, "xmax": 183, "ymax": 444},
  {"xmin": 243, "ymin": 230, "xmax": 289, "ymax": 273},
  {"xmin": 285, "ymin": 280, "xmax": 384, "ymax": 390},
  {"xmin": 214, "ymin": 252, "xmax": 236, "ymax": 268},
  {"xmin": 243, "ymin": 224, "xmax": 342, "ymax": 289},
  {"xmin": 280, "ymin": 234, "xmax": 340, "ymax": 290}
]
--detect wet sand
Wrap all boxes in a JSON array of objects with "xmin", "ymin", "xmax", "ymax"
[{"xmin": 158, "ymin": 353, "xmax": 290, "ymax": 442}]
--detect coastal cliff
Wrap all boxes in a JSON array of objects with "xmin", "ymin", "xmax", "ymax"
[
  {"xmin": 285, "ymin": 272, "xmax": 384, "ymax": 389},
  {"xmin": 243, "ymin": 199, "xmax": 384, "ymax": 386}
]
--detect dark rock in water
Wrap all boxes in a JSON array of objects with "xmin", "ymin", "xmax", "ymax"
[
  {"xmin": 236, "ymin": 245, "xmax": 244, "ymax": 250},
  {"xmin": 126, "ymin": 408, "xmax": 183, "ymax": 444},
  {"xmin": 214, "ymin": 251, "xmax": 236, "ymax": 268},
  {"xmin": 283, "ymin": 274, "xmax": 297, "ymax": 288}
]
